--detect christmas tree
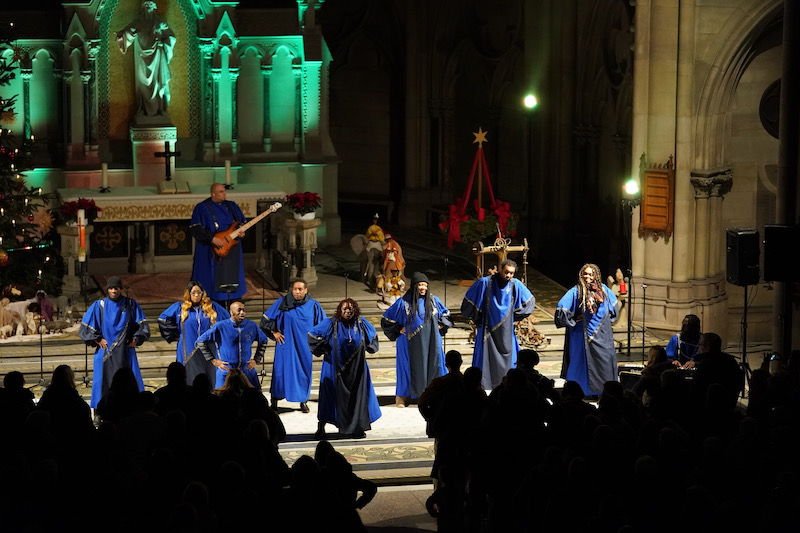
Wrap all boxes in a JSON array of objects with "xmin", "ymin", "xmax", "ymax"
[{"xmin": 0, "ymin": 25, "xmax": 63, "ymax": 299}]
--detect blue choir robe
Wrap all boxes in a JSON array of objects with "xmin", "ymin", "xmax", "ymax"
[
  {"xmin": 190, "ymin": 198, "xmax": 247, "ymax": 301},
  {"xmin": 158, "ymin": 301, "xmax": 230, "ymax": 385},
  {"xmin": 260, "ymin": 295, "xmax": 326, "ymax": 402},
  {"xmin": 381, "ymin": 294, "xmax": 452, "ymax": 399},
  {"xmin": 666, "ymin": 333, "xmax": 701, "ymax": 364},
  {"xmin": 555, "ymin": 284, "xmax": 620, "ymax": 397},
  {"xmin": 308, "ymin": 317, "xmax": 382, "ymax": 434},
  {"xmin": 79, "ymin": 296, "xmax": 150, "ymax": 408},
  {"xmin": 461, "ymin": 276, "xmax": 536, "ymax": 390},
  {"xmin": 195, "ymin": 318, "xmax": 268, "ymax": 389}
]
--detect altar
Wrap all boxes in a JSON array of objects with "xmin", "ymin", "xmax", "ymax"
[{"xmin": 57, "ymin": 185, "xmax": 285, "ymax": 284}]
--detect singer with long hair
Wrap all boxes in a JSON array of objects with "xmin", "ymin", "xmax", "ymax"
[{"xmin": 555, "ymin": 263, "xmax": 620, "ymax": 397}]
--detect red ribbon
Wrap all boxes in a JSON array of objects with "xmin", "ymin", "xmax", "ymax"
[
  {"xmin": 491, "ymin": 199, "xmax": 512, "ymax": 235},
  {"xmin": 439, "ymin": 201, "xmax": 469, "ymax": 248}
]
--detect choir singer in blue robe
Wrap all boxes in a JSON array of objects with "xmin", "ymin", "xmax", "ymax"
[
  {"xmin": 309, "ymin": 298, "xmax": 381, "ymax": 440},
  {"xmin": 461, "ymin": 259, "xmax": 535, "ymax": 390},
  {"xmin": 158, "ymin": 281, "xmax": 230, "ymax": 385},
  {"xmin": 195, "ymin": 300, "xmax": 268, "ymax": 389},
  {"xmin": 381, "ymin": 272, "xmax": 451, "ymax": 407},
  {"xmin": 79, "ymin": 276, "xmax": 150, "ymax": 409},
  {"xmin": 190, "ymin": 183, "xmax": 247, "ymax": 303},
  {"xmin": 260, "ymin": 278, "xmax": 326, "ymax": 413},
  {"xmin": 555, "ymin": 263, "xmax": 620, "ymax": 397}
]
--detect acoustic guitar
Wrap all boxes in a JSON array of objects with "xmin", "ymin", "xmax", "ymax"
[{"xmin": 212, "ymin": 202, "xmax": 282, "ymax": 258}]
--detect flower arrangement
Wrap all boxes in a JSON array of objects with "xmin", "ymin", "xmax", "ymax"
[
  {"xmin": 57, "ymin": 198, "xmax": 101, "ymax": 224},
  {"xmin": 285, "ymin": 191, "xmax": 321, "ymax": 215}
]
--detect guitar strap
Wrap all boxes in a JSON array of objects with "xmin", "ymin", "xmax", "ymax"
[
  {"xmin": 203, "ymin": 200, "xmax": 221, "ymax": 231},
  {"xmin": 204, "ymin": 200, "xmax": 244, "ymax": 231}
]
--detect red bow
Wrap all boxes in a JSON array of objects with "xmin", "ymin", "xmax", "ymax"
[
  {"xmin": 439, "ymin": 202, "xmax": 469, "ymax": 248},
  {"xmin": 491, "ymin": 200, "xmax": 512, "ymax": 234}
]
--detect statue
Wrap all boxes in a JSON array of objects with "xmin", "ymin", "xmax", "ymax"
[{"xmin": 116, "ymin": 1, "xmax": 176, "ymax": 120}]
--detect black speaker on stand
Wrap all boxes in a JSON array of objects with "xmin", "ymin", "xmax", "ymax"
[
  {"xmin": 726, "ymin": 228, "xmax": 760, "ymax": 397},
  {"xmin": 764, "ymin": 224, "xmax": 800, "ymax": 282}
]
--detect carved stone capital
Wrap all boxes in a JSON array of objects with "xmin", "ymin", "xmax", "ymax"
[
  {"xmin": 87, "ymin": 40, "xmax": 101, "ymax": 60},
  {"xmin": 690, "ymin": 168, "xmax": 733, "ymax": 199},
  {"xmin": 80, "ymin": 71, "xmax": 92, "ymax": 84},
  {"xmin": 211, "ymin": 69, "xmax": 222, "ymax": 82},
  {"xmin": 20, "ymin": 69, "xmax": 32, "ymax": 82}
]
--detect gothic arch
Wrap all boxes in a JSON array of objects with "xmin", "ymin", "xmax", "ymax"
[{"xmin": 694, "ymin": 0, "xmax": 782, "ymax": 169}]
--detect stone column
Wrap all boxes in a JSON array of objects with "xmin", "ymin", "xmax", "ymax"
[
  {"xmin": 21, "ymin": 69, "xmax": 32, "ymax": 140},
  {"xmin": 293, "ymin": 64, "xmax": 302, "ymax": 152},
  {"xmin": 229, "ymin": 68, "xmax": 240, "ymax": 154},
  {"xmin": 690, "ymin": 168, "xmax": 732, "ymax": 279},
  {"xmin": 261, "ymin": 63, "xmax": 272, "ymax": 152},
  {"xmin": 87, "ymin": 41, "xmax": 100, "ymax": 153},
  {"xmin": 62, "ymin": 71, "xmax": 72, "ymax": 147},
  {"xmin": 80, "ymin": 72, "xmax": 92, "ymax": 149},
  {"xmin": 200, "ymin": 42, "xmax": 216, "ymax": 157},
  {"xmin": 211, "ymin": 69, "xmax": 222, "ymax": 154}
]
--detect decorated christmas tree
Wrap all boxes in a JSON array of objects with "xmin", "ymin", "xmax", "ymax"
[{"xmin": 0, "ymin": 26, "xmax": 63, "ymax": 298}]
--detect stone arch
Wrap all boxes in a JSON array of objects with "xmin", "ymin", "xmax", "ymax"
[
  {"xmin": 30, "ymin": 48, "xmax": 59, "ymax": 141},
  {"xmin": 693, "ymin": 0, "xmax": 782, "ymax": 169}
]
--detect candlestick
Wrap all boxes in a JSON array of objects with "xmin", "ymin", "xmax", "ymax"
[
  {"xmin": 101, "ymin": 162, "xmax": 108, "ymax": 188},
  {"xmin": 224, "ymin": 160, "xmax": 231, "ymax": 185}
]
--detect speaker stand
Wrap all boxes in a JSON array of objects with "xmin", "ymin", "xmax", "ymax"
[{"xmin": 740, "ymin": 285, "xmax": 752, "ymax": 398}]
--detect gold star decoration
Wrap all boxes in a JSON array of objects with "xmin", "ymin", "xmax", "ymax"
[{"xmin": 472, "ymin": 127, "xmax": 488, "ymax": 148}]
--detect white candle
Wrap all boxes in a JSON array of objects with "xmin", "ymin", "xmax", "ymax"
[
  {"xmin": 78, "ymin": 209, "xmax": 86, "ymax": 226},
  {"xmin": 101, "ymin": 162, "xmax": 108, "ymax": 188},
  {"xmin": 224, "ymin": 160, "xmax": 231, "ymax": 185},
  {"xmin": 37, "ymin": 269, "xmax": 42, "ymax": 278}
]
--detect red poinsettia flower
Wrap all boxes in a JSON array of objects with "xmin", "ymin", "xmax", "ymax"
[{"xmin": 285, "ymin": 191, "xmax": 322, "ymax": 215}]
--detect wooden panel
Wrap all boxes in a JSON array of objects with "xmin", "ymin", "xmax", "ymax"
[{"xmin": 639, "ymin": 156, "xmax": 675, "ymax": 240}]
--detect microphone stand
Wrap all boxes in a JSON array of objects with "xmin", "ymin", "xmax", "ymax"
[
  {"xmin": 443, "ymin": 256, "xmax": 448, "ymax": 352},
  {"xmin": 37, "ymin": 316, "xmax": 48, "ymax": 388},
  {"xmin": 641, "ymin": 283, "xmax": 648, "ymax": 363}
]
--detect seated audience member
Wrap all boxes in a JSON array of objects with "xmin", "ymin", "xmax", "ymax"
[
  {"xmin": 693, "ymin": 332, "xmax": 744, "ymax": 409},
  {"xmin": 632, "ymin": 346, "xmax": 674, "ymax": 401}
]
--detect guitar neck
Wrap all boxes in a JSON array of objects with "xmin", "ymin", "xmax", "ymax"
[{"xmin": 230, "ymin": 202, "xmax": 281, "ymax": 237}]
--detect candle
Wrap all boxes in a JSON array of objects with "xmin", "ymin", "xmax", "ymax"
[
  {"xmin": 224, "ymin": 160, "xmax": 231, "ymax": 185},
  {"xmin": 37, "ymin": 269, "xmax": 42, "ymax": 278},
  {"xmin": 77, "ymin": 209, "xmax": 86, "ymax": 226},
  {"xmin": 101, "ymin": 162, "xmax": 108, "ymax": 188}
]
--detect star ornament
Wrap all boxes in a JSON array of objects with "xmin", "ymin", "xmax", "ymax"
[{"xmin": 472, "ymin": 127, "xmax": 488, "ymax": 148}]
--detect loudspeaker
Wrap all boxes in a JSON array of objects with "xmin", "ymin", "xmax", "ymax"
[
  {"xmin": 764, "ymin": 224, "xmax": 799, "ymax": 281},
  {"xmin": 726, "ymin": 229, "xmax": 759, "ymax": 286}
]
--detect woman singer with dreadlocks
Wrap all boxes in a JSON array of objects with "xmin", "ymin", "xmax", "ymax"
[{"xmin": 555, "ymin": 263, "xmax": 621, "ymax": 398}]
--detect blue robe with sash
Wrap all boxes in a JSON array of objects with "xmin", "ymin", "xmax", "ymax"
[
  {"xmin": 79, "ymin": 296, "xmax": 150, "ymax": 408},
  {"xmin": 461, "ymin": 276, "xmax": 535, "ymax": 390},
  {"xmin": 158, "ymin": 301, "xmax": 230, "ymax": 385},
  {"xmin": 195, "ymin": 318, "xmax": 268, "ymax": 389},
  {"xmin": 260, "ymin": 295, "xmax": 326, "ymax": 402},
  {"xmin": 382, "ymin": 294, "xmax": 451, "ymax": 399},
  {"xmin": 308, "ymin": 317, "xmax": 382, "ymax": 434},
  {"xmin": 190, "ymin": 198, "xmax": 247, "ymax": 301},
  {"xmin": 555, "ymin": 284, "xmax": 620, "ymax": 397}
]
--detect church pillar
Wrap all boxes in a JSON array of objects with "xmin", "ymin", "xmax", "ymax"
[
  {"xmin": 211, "ymin": 68, "xmax": 222, "ymax": 156},
  {"xmin": 261, "ymin": 64, "xmax": 272, "ymax": 152},
  {"xmin": 303, "ymin": 61, "xmax": 322, "ymax": 158},
  {"xmin": 62, "ymin": 71, "xmax": 72, "ymax": 148},
  {"xmin": 293, "ymin": 64, "xmax": 302, "ymax": 153},
  {"xmin": 86, "ymin": 40, "xmax": 100, "ymax": 159},
  {"xmin": 21, "ymin": 69, "xmax": 32, "ymax": 140},
  {"xmin": 80, "ymin": 72, "xmax": 93, "ymax": 154},
  {"xmin": 200, "ymin": 42, "xmax": 216, "ymax": 159},
  {"xmin": 230, "ymin": 68, "xmax": 240, "ymax": 155},
  {"xmin": 690, "ymin": 168, "xmax": 732, "ymax": 279}
]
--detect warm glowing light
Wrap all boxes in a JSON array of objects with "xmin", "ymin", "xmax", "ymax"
[
  {"xmin": 623, "ymin": 178, "xmax": 640, "ymax": 198},
  {"xmin": 523, "ymin": 93, "xmax": 538, "ymax": 110}
]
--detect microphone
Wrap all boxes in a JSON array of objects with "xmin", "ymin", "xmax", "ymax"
[{"xmin": 641, "ymin": 283, "xmax": 648, "ymax": 289}]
